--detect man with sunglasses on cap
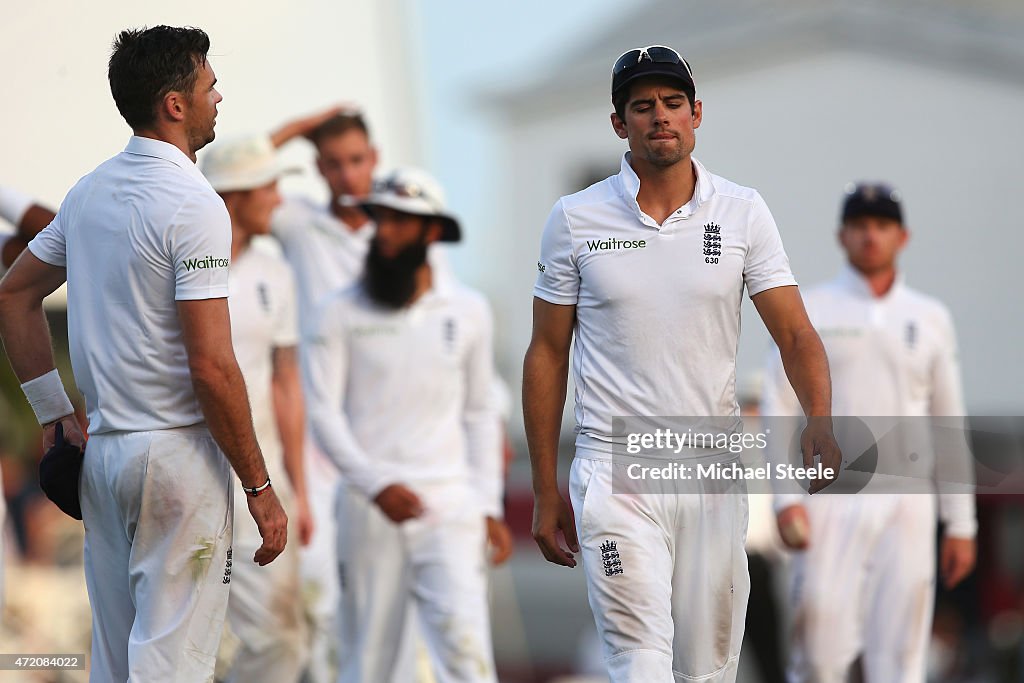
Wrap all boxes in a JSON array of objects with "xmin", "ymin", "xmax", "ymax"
[
  {"xmin": 524, "ymin": 45, "xmax": 841, "ymax": 682},
  {"xmin": 305, "ymin": 167, "xmax": 506, "ymax": 683},
  {"xmin": 200, "ymin": 135, "xmax": 314, "ymax": 682},
  {"xmin": 762, "ymin": 184, "xmax": 976, "ymax": 682}
]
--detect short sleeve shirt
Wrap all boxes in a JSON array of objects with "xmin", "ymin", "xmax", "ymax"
[
  {"xmin": 534, "ymin": 154, "xmax": 796, "ymax": 459},
  {"xmin": 28, "ymin": 136, "xmax": 231, "ymax": 434}
]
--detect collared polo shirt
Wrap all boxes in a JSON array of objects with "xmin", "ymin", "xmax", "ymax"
[
  {"xmin": 534, "ymin": 153, "xmax": 797, "ymax": 460},
  {"xmin": 304, "ymin": 280, "xmax": 502, "ymax": 517},
  {"xmin": 29, "ymin": 136, "xmax": 232, "ymax": 434}
]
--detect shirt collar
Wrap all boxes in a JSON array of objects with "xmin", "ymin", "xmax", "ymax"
[
  {"xmin": 836, "ymin": 262, "xmax": 905, "ymax": 300},
  {"xmin": 617, "ymin": 152, "xmax": 715, "ymax": 224},
  {"xmin": 123, "ymin": 136, "xmax": 211, "ymax": 186}
]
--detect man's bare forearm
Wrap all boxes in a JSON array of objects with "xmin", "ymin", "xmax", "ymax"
[
  {"xmin": 191, "ymin": 359, "xmax": 269, "ymax": 488},
  {"xmin": 0, "ymin": 301, "xmax": 57, "ymax": 382},
  {"xmin": 779, "ymin": 327, "xmax": 832, "ymax": 418},
  {"xmin": 272, "ymin": 347, "xmax": 307, "ymax": 499},
  {"xmin": 523, "ymin": 344, "xmax": 569, "ymax": 494}
]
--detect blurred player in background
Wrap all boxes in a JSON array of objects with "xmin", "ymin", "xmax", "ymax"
[
  {"xmin": 524, "ymin": 45, "xmax": 840, "ymax": 683},
  {"xmin": 268, "ymin": 106, "xmax": 389, "ymax": 682},
  {"xmin": 0, "ymin": 183, "xmax": 55, "ymax": 613},
  {"xmin": 762, "ymin": 183, "xmax": 977, "ymax": 682},
  {"xmin": 306, "ymin": 167, "xmax": 509, "ymax": 683},
  {"xmin": 202, "ymin": 135, "xmax": 314, "ymax": 682},
  {"xmin": 0, "ymin": 26, "xmax": 287, "ymax": 681}
]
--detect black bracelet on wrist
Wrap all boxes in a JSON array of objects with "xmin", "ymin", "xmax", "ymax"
[{"xmin": 243, "ymin": 477, "xmax": 272, "ymax": 497}]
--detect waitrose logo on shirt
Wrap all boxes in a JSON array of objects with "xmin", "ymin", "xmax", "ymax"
[
  {"xmin": 586, "ymin": 237, "xmax": 647, "ymax": 252},
  {"xmin": 181, "ymin": 256, "xmax": 230, "ymax": 272}
]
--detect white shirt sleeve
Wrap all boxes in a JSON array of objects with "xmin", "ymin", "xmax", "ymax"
[
  {"xmin": 760, "ymin": 344, "xmax": 808, "ymax": 512},
  {"xmin": 270, "ymin": 197, "xmax": 305, "ymax": 248},
  {"xmin": 272, "ymin": 262, "xmax": 300, "ymax": 349},
  {"xmin": 533, "ymin": 200, "xmax": 579, "ymax": 305},
  {"xmin": 27, "ymin": 210, "xmax": 66, "ymax": 268},
  {"xmin": 0, "ymin": 185, "xmax": 34, "ymax": 228},
  {"xmin": 930, "ymin": 306, "xmax": 977, "ymax": 538},
  {"xmin": 744, "ymin": 192, "xmax": 798, "ymax": 297},
  {"xmin": 462, "ymin": 295, "xmax": 504, "ymax": 518},
  {"xmin": 304, "ymin": 295, "xmax": 398, "ymax": 500},
  {"xmin": 169, "ymin": 195, "xmax": 232, "ymax": 301}
]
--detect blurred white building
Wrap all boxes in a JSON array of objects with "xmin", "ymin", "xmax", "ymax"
[{"xmin": 466, "ymin": 0, "xmax": 1024, "ymax": 423}]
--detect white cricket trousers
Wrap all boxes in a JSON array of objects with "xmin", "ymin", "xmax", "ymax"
[
  {"xmin": 301, "ymin": 440, "xmax": 342, "ymax": 683},
  {"xmin": 569, "ymin": 457, "xmax": 750, "ymax": 683},
  {"xmin": 224, "ymin": 475, "xmax": 307, "ymax": 683},
  {"xmin": 786, "ymin": 494, "xmax": 937, "ymax": 683},
  {"xmin": 336, "ymin": 481, "xmax": 496, "ymax": 683},
  {"xmin": 81, "ymin": 425, "xmax": 233, "ymax": 683}
]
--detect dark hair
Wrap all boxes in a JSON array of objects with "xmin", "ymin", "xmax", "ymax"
[
  {"xmin": 108, "ymin": 26, "xmax": 211, "ymax": 130},
  {"xmin": 613, "ymin": 79, "xmax": 696, "ymax": 120},
  {"xmin": 308, "ymin": 113, "xmax": 371, "ymax": 149}
]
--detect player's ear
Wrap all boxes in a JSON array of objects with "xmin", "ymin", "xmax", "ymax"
[
  {"xmin": 691, "ymin": 99, "xmax": 703, "ymax": 129},
  {"xmin": 611, "ymin": 112, "xmax": 628, "ymax": 140},
  {"xmin": 161, "ymin": 90, "xmax": 187, "ymax": 123},
  {"xmin": 898, "ymin": 226, "xmax": 910, "ymax": 249}
]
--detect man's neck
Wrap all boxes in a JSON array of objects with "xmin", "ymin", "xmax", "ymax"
[
  {"xmin": 133, "ymin": 126, "xmax": 195, "ymax": 162},
  {"xmin": 407, "ymin": 264, "xmax": 433, "ymax": 306},
  {"xmin": 632, "ymin": 154, "xmax": 697, "ymax": 225},
  {"xmin": 230, "ymin": 223, "xmax": 252, "ymax": 262},
  {"xmin": 852, "ymin": 263, "xmax": 898, "ymax": 298},
  {"xmin": 329, "ymin": 200, "xmax": 370, "ymax": 233}
]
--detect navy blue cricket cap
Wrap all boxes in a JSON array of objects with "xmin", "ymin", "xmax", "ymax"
[
  {"xmin": 611, "ymin": 45, "xmax": 695, "ymax": 98},
  {"xmin": 841, "ymin": 182, "xmax": 904, "ymax": 224}
]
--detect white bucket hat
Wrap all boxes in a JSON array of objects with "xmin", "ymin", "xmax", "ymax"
[
  {"xmin": 201, "ymin": 134, "xmax": 300, "ymax": 193},
  {"xmin": 360, "ymin": 167, "xmax": 461, "ymax": 242}
]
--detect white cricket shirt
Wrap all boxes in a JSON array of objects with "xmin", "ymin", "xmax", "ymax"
[
  {"xmin": 29, "ymin": 136, "xmax": 231, "ymax": 434},
  {"xmin": 228, "ymin": 246, "xmax": 299, "ymax": 475},
  {"xmin": 762, "ymin": 264, "xmax": 976, "ymax": 536},
  {"xmin": 534, "ymin": 153, "xmax": 797, "ymax": 460},
  {"xmin": 304, "ymin": 280, "xmax": 503, "ymax": 517}
]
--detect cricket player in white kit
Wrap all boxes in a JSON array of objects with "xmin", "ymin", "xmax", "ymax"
[
  {"xmin": 0, "ymin": 26, "xmax": 287, "ymax": 682},
  {"xmin": 268, "ymin": 112, "xmax": 377, "ymax": 681},
  {"xmin": 305, "ymin": 168, "xmax": 508, "ymax": 683},
  {"xmin": 762, "ymin": 184, "xmax": 977, "ymax": 683},
  {"xmin": 201, "ymin": 135, "xmax": 315, "ymax": 682},
  {"xmin": 524, "ymin": 46, "xmax": 842, "ymax": 683}
]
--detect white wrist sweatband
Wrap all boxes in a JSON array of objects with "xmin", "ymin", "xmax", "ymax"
[
  {"xmin": 0, "ymin": 185, "xmax": 34, "ymax": 227},
  {"xmin": 21, "ymin": 369, "xmax": 75, "ymax": 425}
]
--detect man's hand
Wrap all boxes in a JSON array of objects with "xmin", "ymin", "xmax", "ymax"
[
  {"xmin": 42, "ymin": 414, "xmax": 85, "ymax": 452},
  {"xmin": 801, "ymin": 416, "xmax": 842, "ymax": 494},
  {"xmin": 247, "ymin": 487, "xmax": 288, "ymax": 565},
  {"xmin": 531, "ymin": 490, "xmax": 579, "ymax": 568},
  {"xmin": 940, "ymin": 535, "xmax": 976, "ymax": 589},
  {"xmin": 776, "ymin": 504, "xmax": 811, "ymax": 550},
  {"xmin": 486, "ymin": 516, "xmax": 514, "ymax": 566},
  {"xmin": 373, "ymin": 483, "xmax": 424, "ymax": 523},
  {"xmin": 295, "ymin": 494, "xmax": 315, "ymax": 546},
  {"xmin": 270, "ymin": 104, "xmax": 356, "ymax": 148}
]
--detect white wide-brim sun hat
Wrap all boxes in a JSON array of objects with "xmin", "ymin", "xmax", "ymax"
[
  {"xmin": 359, "ymin": 166, "xmax": 461, "ymax": 242},
  {"xmin": 201, "ymin": 134, "xmax": 300, "ymax": 193}
]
